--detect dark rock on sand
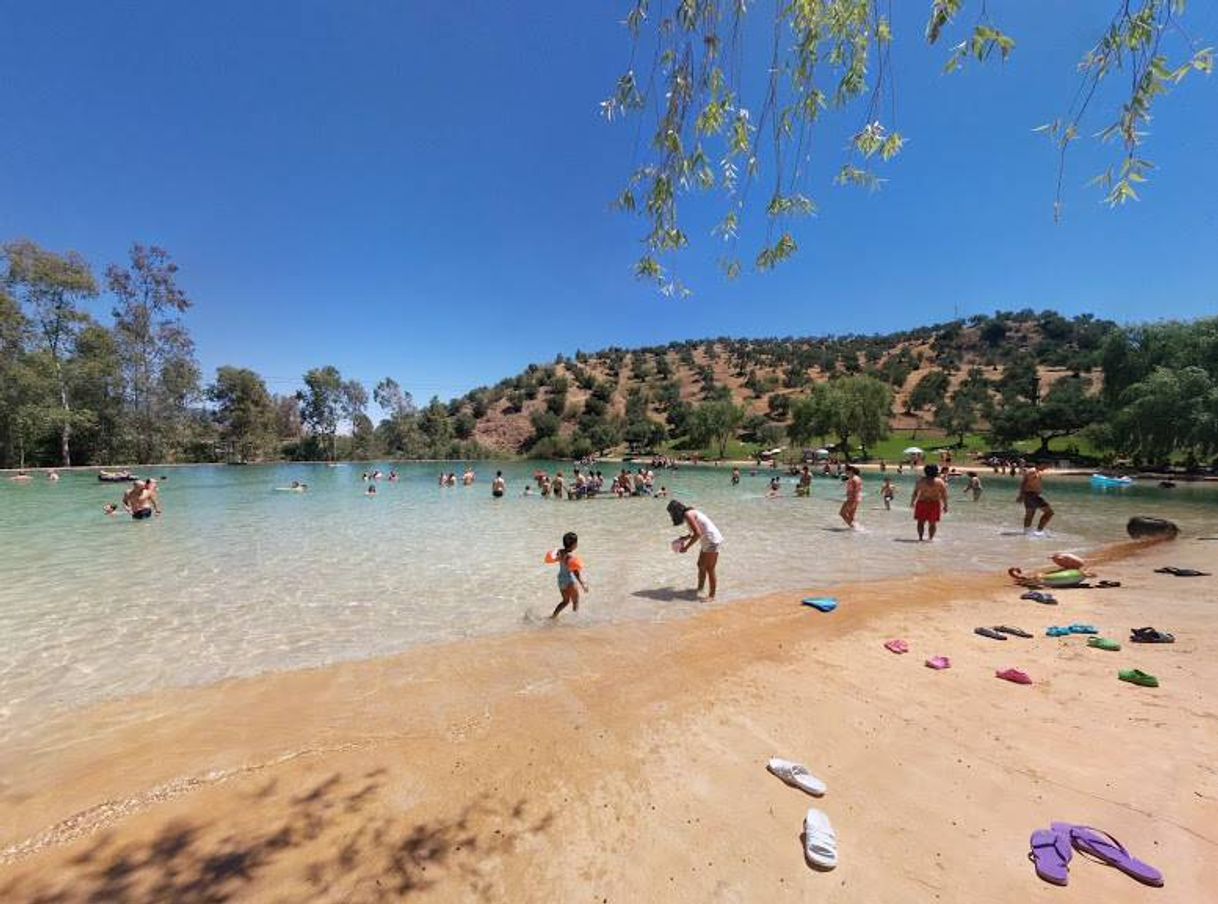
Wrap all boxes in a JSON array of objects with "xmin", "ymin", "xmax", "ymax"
[{"xmin": 1127, "ymin": 516, "xmax": 1180, "ymax": 539}]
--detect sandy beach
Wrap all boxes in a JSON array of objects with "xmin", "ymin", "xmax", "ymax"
[{"xmin": 1, "ymin": 535, "xmax": 1216, "ymax": 902}]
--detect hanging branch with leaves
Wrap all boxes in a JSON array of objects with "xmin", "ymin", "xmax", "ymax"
[{"xmin": 604, "ymin": 0, "xmax": 1210, "ymax": 294}]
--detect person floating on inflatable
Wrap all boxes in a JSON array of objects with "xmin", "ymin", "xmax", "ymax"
[
  {"xmin": 1009, "ymin": 553, "xmax": 1094, "ymax": 588},
  {"xmin": 546, "ymin": 531, "xmax": 588, "ymax": 619}
]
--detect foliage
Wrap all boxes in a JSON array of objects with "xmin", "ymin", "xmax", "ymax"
[
  {"xmin": 686, "ymin": 399, "xmax": 744, "ymax": 458},
  {"xmin": 106, "ymin": 244, "xmax": 199, "ymax": 463},
  {"xmin": 209, "ymin": 366, "xmax": 276, "ymax": 461},
  {"xmin": 606, "ymin": 1, "xmax": 1209, "ymax": 291}
]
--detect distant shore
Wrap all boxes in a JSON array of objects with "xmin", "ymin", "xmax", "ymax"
[
  {"xmin": 7, "ymin": 458, "xmax": 1215, "ymax": 483},
  {"xmin": 2, "ymin": 536, "xmax": 1215, "ymax": 900}
]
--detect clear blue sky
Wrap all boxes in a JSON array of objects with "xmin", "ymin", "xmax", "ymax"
[{"xmin": 3, "ymin": 2, "xmax": 1216, "ymax": 407}]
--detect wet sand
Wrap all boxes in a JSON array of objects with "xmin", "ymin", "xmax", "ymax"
[{"xmin": 1, "ymin": 537, "xmax": 1216, "ymax": 901}]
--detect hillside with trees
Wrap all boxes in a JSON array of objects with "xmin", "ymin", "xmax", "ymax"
[{"xmin": 4, "ymin": 239, "xmax": 1217, "ymax": 470}]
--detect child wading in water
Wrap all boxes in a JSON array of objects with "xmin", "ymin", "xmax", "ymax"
[{"xmin": 549, "ymin": 531, "xmax": 588, "ymax": 619}]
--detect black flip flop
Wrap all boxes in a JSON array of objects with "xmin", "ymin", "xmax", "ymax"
[
  {"xmin": 1155, "ymin": 567, "xmax": 1211, "ymax": 577},
  {"xmin": 974, "ymin": 627, "xmax": 1007, "ymax": 641},
  {"xmin": 996, "ymin": 625, "xmax": 1033, "ymax": 638},
  {"xmin": 1095, "ymin": 580, "xmax": 1122, "ymax": 588},
  {"xmin": 1020, "ymin": 591, "xmax": 1059, "ymax": 605},
  {"xmin": 1130, "ymin": 627, "xmax": 1175, "ymax": 644}
]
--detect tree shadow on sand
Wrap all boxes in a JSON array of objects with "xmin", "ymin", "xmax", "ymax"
[{"xmin": 1, "ymin": 769, "xmax": 554, "ymax": 903}]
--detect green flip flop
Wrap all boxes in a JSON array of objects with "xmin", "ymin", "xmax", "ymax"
[
  {"xmin": 1119, "ymin": 669, "xmax": 1159, "ymax": 688},
  {"xmin": 1087, "ymin": 636, "xmax": 1121, "ymax": 651}
]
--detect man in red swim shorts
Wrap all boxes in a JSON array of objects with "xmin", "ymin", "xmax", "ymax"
[{"xmin": 911, "ymin": 464, "xmax": 949, "ymax": 541}]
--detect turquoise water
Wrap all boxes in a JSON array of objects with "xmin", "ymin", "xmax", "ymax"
[{"xmin": 2, "ymin": 462, "xmax": 1215, "ymax": 742}]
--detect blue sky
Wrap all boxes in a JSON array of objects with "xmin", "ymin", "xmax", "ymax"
[{"xmin": 2, "ymin": 2, "xmax": 1215, "ymax": 407}]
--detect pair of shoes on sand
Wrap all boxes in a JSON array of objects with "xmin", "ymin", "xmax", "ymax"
[
  {"xmin": 1130, "ymin": 626, "xmax": 1174, "ymax": 643},
  {"xmin": 975, "ymin": 625, "xmax": 1032, "ymax": 640},
  {"xmin": 766, "ymin": 758, "xmax": 836, "ymax": 871},
  {"xmin": 883, "ymin": 639, "xmax": 950, "ymax": 670},
  {"xmin": 1046, "ymin": 623, "xmax": 1098, "ymax": 636},
  {"xmin": 1119, "ymin": 668, "xmax": 1159, "ymax": 687},
  {"xmin": 1154, "ymin": 566, "xmax": 1210, "ymax": 577},
  {"xmin": 1030, "ymin": 822, "xmax": 1163, "ymax": 887}
]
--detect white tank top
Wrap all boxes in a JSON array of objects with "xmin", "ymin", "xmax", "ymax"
[{"xmin": 690, "ymin": 509, "xmax": 723, "ymax": 545}]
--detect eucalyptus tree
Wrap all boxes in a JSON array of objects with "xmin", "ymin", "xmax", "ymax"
[
  {"xmin": 2, "ymin": 239, "xmax": 99, "ymax": 466},
  {"xmin": 209, "ymin": 366, "xmax": 277, "ymax": 462},
  {"xmin": 105, "ymin": 244, "xmax": 198, "ymax": 462},
  {"xmin": 298, "ymin": 366, "xmax": 345, "ymax": 461}
]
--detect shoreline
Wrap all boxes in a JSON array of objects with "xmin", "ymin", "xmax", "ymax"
[
  {"xmin": 3, "ymin": 535, "xmax": 1215, "ymax": 900},
  {"xmin": 7, "ymin": 458, "xmax": 1216, "ymax": 483}
]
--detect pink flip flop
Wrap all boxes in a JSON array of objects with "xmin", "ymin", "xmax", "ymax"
[
  {"xmin": 884, "ymin": 639, "xmax": 909, "ymax": 654},
  {"xmin": 996, "ymin": 668, "xmax": 1033, "ymax": 685},
  {"xmin": 925, "ymin": 656, "xmax": 951, "ymax": 670}
]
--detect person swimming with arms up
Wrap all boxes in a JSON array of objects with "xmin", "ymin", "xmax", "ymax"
[{"xmin": 549, "ymin": 531, "xmax": 589, "ymax": 619}]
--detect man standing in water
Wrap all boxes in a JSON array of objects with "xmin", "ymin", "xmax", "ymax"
[
  {"xmin": 122, "ymin": 479, "xmax": 161, "ymax": 520},
  {"xmin": 1017, "ymin": 464, "xmax": 1054, "ymax": 534},
  {"xmin": 491, "ymin": 471, "xmax": 506, "ymax": 498},
  {"xmin": 911, "ymin": 464, "xmax": 949, "ymax": 541},
  {"xmin": 839, "ymin": 465, "xmax": 863, "ymax": 529}
]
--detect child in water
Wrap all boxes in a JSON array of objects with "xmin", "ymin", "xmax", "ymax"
[
  {"xmin": 550, "ymin": 531, "xmax": 588, "ymax": 619},
  {"xmin": 881, "ymin": 478, "xmax": 895, "ymax": 511}
]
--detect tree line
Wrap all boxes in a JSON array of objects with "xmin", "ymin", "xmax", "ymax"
[
  {"xmin": 4, "ymin": 239, "xmax": 1216, "ymax": 469},
  {"xmin": 0, "ymin": 239, "xmax": 489, "ymax": 468}
]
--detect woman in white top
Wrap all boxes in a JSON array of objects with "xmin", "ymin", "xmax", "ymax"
[{"xmin": 667, "ymin": 500, "xmax": 724, "ymax": 602}]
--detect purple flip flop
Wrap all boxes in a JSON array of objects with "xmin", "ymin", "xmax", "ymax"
[
  {"xmin": 1051, "ymin": 822, "xmax": 1164, "ymax": 887},
  {"xmin": 1029, "ymin": 827, "xmax": 1072, "ymax": 886}
]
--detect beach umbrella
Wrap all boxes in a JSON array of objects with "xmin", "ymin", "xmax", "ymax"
[
  {"xmin": 903, "ymin": 446, "xmax": 924, "ymax": 456},
  {"xmin": 815, "ymin": 448, "xmax": 829, "ymax": 456}
]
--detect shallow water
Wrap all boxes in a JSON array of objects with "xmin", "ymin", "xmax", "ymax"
[{"xmin": 1, "ymin": 462, "xmax": 1215, "ymax": 741}]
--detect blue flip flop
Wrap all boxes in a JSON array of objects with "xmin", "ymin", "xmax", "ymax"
[
  {"xmin": 802, "ymin": 597, "xmax": 838, "ymax": 613},
  {"xmin": 1068, "ymin": 623, "xmax": 1099, "ymax": 635},
  {"xmin": 1046, "ymin": 626, "xmax": 1071, "ymax": 637}
]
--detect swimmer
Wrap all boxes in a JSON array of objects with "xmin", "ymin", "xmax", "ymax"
[
  {"xmin": 881, "ymin": 477, "xmax": 895, "ymax": 511},
  {"xmin": 522, "ymin": 485, "xmax": 533, "ymax": 496},
  {"xmin": 47, "ymin": 469, "xmax": 60, "ymax": 482},
  {"xmin": 731, "ymin": 467, "xmax": 741, "ymax": 486},
  {"xmin": 767, "ymin": 475, "xmax": 781, "ymax": 497},
  {"xmin": 366, "ymin": 484, "xmax": 377, "ymax": 496},
  {"xmin": 967, "ymin": 471, "xmax": 982, "ymax": 501},
  {"xmin": 103, "ymin": 503, "xmax": 119, "ymax": 516},
  {"xmin": 911, "ymin": 464, "xmax": 948, "ymax": 541},
  {"xmin": 840, "ymin": 465, "xmax": 863, "ymax": 529},
  {"xmin": 8, "ymin": 471, "xmax": 32, "ymax": 482},
  {"xmin": 492, "ymin": 470, "xmax": 506, "ymax": 498},
  {"xmin": 549, "ymin": 531, "xmax": 588, "ymax": 619}
]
